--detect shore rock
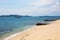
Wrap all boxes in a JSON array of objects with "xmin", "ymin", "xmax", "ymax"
[
  {"xmin": 44, "ymin": 19, "xmax": 56, "ymax": 21},
  {"xmin": 36, "ymin": 23, "xmax": 47, "ymax": 26}
]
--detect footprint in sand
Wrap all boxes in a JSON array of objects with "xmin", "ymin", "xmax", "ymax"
[
  {"xmin": 26, "ymin": 34, "xmax": 29, "ymax": 36},
  {"xmin": 48, "ymin": 39, "xmax": 51, "ymax": 40}
]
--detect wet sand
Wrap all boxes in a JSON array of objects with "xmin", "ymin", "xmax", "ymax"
[{"xmin": 4, "ymin": 20, "xmax": 60, "ymax": 40}]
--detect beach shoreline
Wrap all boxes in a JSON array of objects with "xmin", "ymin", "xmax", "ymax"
[
  {"xmin": 4, "ymin": 20, "xmax": 60, "ymax": 40},
  {"xmin": 3, "ymin": 25, "xmax": 47, "ymax": 40},
  {"xmin": 3, "ymin": 25, "xmax": 37, "ymax": 40}
]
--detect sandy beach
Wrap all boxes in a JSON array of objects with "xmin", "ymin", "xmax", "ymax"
[{"xmin": 4, "ymin": 20, "xmax": 60, "ymax": 40}]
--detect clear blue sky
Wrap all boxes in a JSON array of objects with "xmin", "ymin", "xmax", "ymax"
[{"xmin": 0, "ymin": 0, "xmax": 60, "ymax": 16}]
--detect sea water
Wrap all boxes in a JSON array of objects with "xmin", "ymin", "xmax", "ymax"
[{"xmin": 0, "ymin": 16, "xmax": 60, "ymax": 40}]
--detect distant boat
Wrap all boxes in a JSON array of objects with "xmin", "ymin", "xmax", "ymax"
[{"xmin": 15, "ymin": 15, "xmax": 22, "ymax": 18}]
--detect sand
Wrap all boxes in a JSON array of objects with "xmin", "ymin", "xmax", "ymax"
[{"xmin": 4, "ymin": 20, "xmax": 60, "ymax": 40}]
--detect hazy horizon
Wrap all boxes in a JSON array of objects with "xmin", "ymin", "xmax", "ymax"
[
  {"xmin": 0, "ymin": 0, "xmax": 60, "ymax": 16},
  {"xmin": 0, "ymin": 14, "xmax": 60, "ymax": 16}
]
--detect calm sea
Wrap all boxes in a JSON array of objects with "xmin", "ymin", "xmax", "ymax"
[{"xmin": 0, "ymin": 16, "xmax": 60, "ymax": 40}]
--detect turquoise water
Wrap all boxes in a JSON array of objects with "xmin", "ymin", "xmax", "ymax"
[{"xmin": 0, "ymin": 16, "xmax": 60, "ymax": 39}]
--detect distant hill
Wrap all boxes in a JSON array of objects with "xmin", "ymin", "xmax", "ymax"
[
  {"xmin": 0, "ymin": 15, "xmax": 32, "ymax": 18},
  {"xmin": 0, "ymin": 15, "xmax": 60, "ymax": 17}
]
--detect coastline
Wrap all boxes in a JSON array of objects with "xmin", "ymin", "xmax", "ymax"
[
  {"xmin": 4, "ymin": 20, "xmax": 60, "ymax": 40},
  {"xmin": 3, "ymin": 25, "xmax": 36, "ymax": 40}
]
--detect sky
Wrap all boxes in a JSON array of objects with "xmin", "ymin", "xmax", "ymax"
[{"xmin": 0, "ymin": 0, "xmax": 60, "ymax": 16}]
